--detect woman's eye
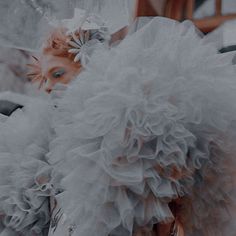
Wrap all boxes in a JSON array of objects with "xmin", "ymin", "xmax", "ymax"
[{"xmin": 52, "ymin": 69, "xmax": 66, "ymax": 79}]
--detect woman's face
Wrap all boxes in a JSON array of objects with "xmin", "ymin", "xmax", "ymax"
[{"xmin": 40, "ymin": 54, "xmax": 81, "ymax": 93}]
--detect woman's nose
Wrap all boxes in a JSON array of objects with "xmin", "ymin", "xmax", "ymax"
[{"xmin": 44, "ymin": 79, "xmax": 55, "ymax": 93}]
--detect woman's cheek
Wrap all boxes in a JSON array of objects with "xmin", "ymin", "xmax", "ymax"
[
  {"xmin": 60, "ymin": 75, "xmax": 73, "ymax": 84},
  {"xmin": 62, "ymin": 71, "xmax": 78, "ymax": 84}
]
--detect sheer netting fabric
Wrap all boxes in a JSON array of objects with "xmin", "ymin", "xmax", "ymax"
[
  {"xmin": 0, "ymin": 93, "xmax": 53, "ymax": 236},
  {"xmin": 47, "ymin": 18, "xmax": 236, "ymax": 236}
]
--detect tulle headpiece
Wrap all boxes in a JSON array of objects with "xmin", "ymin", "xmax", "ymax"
[{"xmin": 27, "ymin": 8, "xmax": 110, "ymax": 88}]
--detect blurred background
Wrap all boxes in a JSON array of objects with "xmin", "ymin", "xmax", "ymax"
[
  {"xmin": 0, "ymin": 0, "xmax": 236, "ymax": 93},
  {"xmin": 136, "ymin": 0, "xmax": 236, "ymax": 32}
]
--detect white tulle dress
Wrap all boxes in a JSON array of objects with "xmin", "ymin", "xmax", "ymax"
[
  {"xmin": 1, "ymin": 16, "xmax": 236, "ymax": 236},
  {"xmin": 46, "ymin": 17, "xmax": 236, "ymax": 236},
  {"xmin": 0, "ymin": 92, "xmax": 53, "ymax": 236}
]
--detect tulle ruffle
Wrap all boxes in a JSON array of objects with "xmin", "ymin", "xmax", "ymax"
[
  {"xmin": 48, "ymin": 17, "xmax": 236, "ymax": 236},
  {"xmin": 0, "ymin": 93, "xmax": 53, "ymax": 236}
]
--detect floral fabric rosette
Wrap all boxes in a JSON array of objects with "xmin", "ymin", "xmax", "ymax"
[{"xmin": 50, "ymin": 8, "xmax": 111, "ymax": 66}]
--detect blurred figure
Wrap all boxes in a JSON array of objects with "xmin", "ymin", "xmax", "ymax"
[{"xmin": 0, "ymin": 47, "xmax": 29, "ymax": 93}]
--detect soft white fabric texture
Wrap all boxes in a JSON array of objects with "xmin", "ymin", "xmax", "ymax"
[
  {"xmin": 0, "ymin": 92, "xmax": 53, "ymax": 236},
  {"xmin": 47, "ymin": 17, "xmax": 236, "ymax": 236},
  {"xmin": 0, "ymin": 0, "xmax": 132, "ymax": 51}
]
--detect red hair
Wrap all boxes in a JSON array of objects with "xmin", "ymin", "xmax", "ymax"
[
  {"xmin": 27, "ymin": 27, "xmax": 81, "ymax": 88},
  {"xmin": 42, "ymin": 28, "xmax": 75, "ymax": 60}
]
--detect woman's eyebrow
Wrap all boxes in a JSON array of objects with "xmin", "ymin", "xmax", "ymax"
[{"xmin": 47, "ymin": 67, "xmax": 62, "ymax": 75}]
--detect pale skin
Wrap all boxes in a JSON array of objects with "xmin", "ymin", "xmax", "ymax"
[{"xmin": 40, "ymin": 54, "xmax": 81, "ymax": 93}]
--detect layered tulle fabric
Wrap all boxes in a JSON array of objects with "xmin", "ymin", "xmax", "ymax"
[
  {"xmin": 48, "ymin": 17, "xmax": 236, "ymax": 235},
  {"xmin": 0, "ymin": 92, "xmax": 53, "ymax": 236}
]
